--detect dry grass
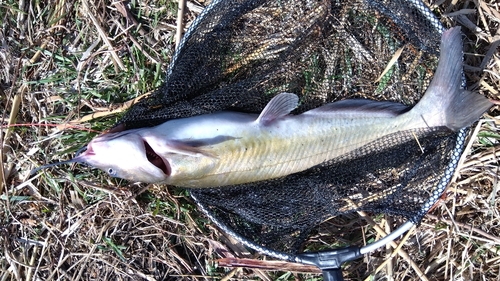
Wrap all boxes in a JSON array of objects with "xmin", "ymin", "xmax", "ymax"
[{"xmin": 1, "ymin": 0, "xmax": 499, "ymax": 280}]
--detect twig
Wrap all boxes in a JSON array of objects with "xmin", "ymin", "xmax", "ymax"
[
  {"xmin": 81, "ymin": 0, "xmax": 125, "ymax": 72},
  {"xmin": 29, "ymin": 41, "xmax": 48, "ymax": 64},
  {"xmin": 221, "ymin": 268, "xmax": 242, "ymax": 281},
  {"xmin": 375, "ymin": 45, "xmax": 405, "ymax": 82},
  {"xmin": 175, "ymin": 0, "xmax": 186, "ymax": 49},
  {"xmin": 450, "ymin": 119, "xmax": 484, "ymax": 184},
  {"xmin": 356, "ymin": 209, "xmax": 429, "ymax": 280},
  {"xmin": 0, "ymin": 89, "xmax": 22, "ymax": 194},
  {"xmin": 3, "ymin": 91, "xmax": 22, "ymax": 147},
  {"xmin": 217, "ymin": 257, "xmax": 322, "ymax": 273},
  {"xmin": 113, "ymin": 1, "xmax": 158, "ymax": 45},
  {"xmin": 426, "ymin": 214, "xmax": 500, "ymax": 244},
  {"xmin": 474, "ymin": 0, "xmax": 490, "ymax": 35},
  {"xmin": 56, "ymin": 92, "xmax": 152, "ymax": 130},
  {"xmin": 365, "ymin": 225, "xmax": 416, "ymax": 281},
  {"xmin": 479, "ymin": 33, "xmax": 500, "ymax": 70},
  {"xmin": 385, "ymin": 217, "xmax": 394, "ymax": 281},
  {"xmin": 113, "ymin": 19, "xmax": 161, "ymax": 64}
]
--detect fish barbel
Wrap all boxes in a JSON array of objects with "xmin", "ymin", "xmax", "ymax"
[{"xmin": 33, "ymin": 27, "xmax": 492, "ymax": 187}]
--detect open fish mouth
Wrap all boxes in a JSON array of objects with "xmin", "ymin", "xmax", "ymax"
[{"xmin": 143, "ymin": 140, "xmax": 171, "ymax": 176}]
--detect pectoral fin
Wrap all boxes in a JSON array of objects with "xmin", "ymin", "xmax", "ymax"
[
  {"xmin": 166, "ymin": 140, "xmax": 218, "ymax": 158},
  {"xmin": 178, "ymin": 135, "xmax": 239, "ymax": 147}
]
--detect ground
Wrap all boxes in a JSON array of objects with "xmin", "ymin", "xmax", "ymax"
[{"xmin": 0, "ymin": 0, "xmax": 499, "ymax": 280}]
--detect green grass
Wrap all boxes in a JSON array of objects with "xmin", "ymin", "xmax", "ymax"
[{"xmin": 1, "ymin": 0, "xmax": 500, "ymax": 280}]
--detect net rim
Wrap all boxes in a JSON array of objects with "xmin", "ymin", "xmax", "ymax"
[{"xmin": 183, "ymin": 0, "xmax": 467, "ymax": 260}]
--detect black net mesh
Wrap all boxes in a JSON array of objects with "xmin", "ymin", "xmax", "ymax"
[
  {"xmin": 191, "ymin": 128, "xmax": 457, "ymax": 254},
  {"xmin": 116, "ymin": 0, "xmax": 459, "ymax": 255},
  {"xmin": 119, "ymin": 0, "xmax": 442, "ymax": 128}
]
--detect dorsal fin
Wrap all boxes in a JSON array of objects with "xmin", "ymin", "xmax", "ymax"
[
  {"xmin": 303, "ymin": 99, "xmax": 410, "ymax": 118},
  {"xmin": 256, "ymin": 92, "xmax": 299, "ymax": 125}
]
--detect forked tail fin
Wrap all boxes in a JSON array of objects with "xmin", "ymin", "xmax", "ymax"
[{"xmin": 413, "ymin": 27, "xmax": 492, "ymax": 131}]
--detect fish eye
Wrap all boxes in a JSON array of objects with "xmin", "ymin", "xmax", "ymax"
[{"xmin": 107, "ymin": 168, "xmax": 117, "ymax": 176}]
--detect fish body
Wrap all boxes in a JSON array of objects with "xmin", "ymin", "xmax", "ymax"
[
  {"xmin": 48, "ymin": 27, "xmax": 492, "ymax": 187},
  {"xmin": 130, "ymin": 101, "xmax": 416, "ymax": 187}
]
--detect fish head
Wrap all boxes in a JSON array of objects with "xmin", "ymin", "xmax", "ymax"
[{"xmin": 74, "ymin": 130, "xmax": 171, "ymax": 183}]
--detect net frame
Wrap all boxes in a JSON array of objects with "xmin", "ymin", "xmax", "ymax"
[{"xmin": 170, "ymin": 0, "xmax": 468, "ymax": 268}]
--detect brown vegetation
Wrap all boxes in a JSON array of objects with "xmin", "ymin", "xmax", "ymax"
[{"xmin": 1, "ymin": 0, "xmax": 499, "ymax": 280}]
